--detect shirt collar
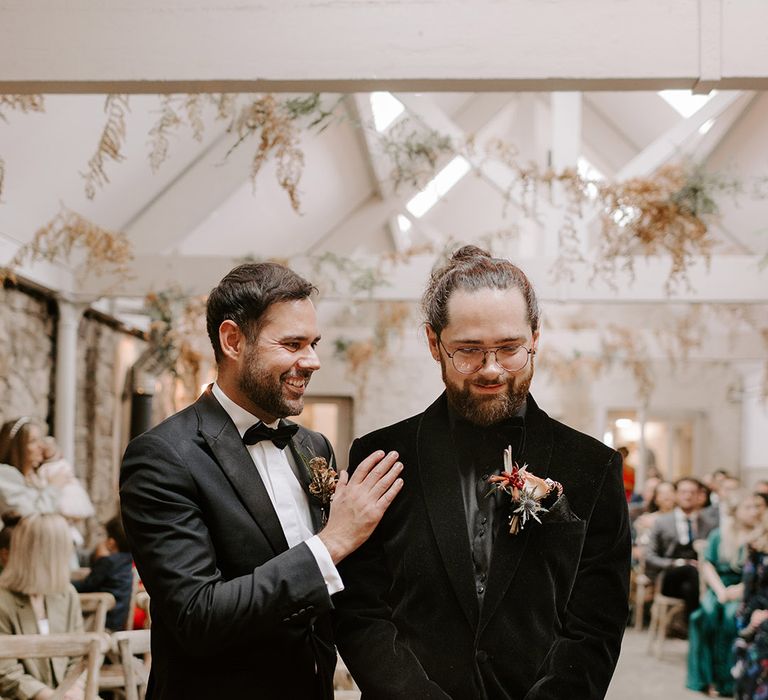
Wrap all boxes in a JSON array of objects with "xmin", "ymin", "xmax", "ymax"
[{"xmin": 211, "ymin": 382, "xmax": 279, "ymax": 438}]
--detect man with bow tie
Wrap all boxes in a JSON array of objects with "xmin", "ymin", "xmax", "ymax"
[
  {"xmin": 120, "ymin": 262, "xmax": 403, "ymax": 700},
  {"xmin": 334, "ymin": 246, "xmax": 631, "ymax": 699}
]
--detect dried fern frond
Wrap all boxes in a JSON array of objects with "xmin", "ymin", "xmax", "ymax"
[
  {"xmin": 209, "ymin": 93, "xmax": 239, "ymax": 122},
  {"xmin": 82, "ymin": 94, "xmax": 130, "ymax": 199},
  {"xmin": 227, "ymin": 94, "xmax": 343, "ymax": 212},
  {"xmin": 0, "ymin": 95, "xmax": 45, "ymax": 122},
  {"xmin": 148, "ymin": 95, "xmax": 183, "ymax": 172},
  {"xmin": 185, "ymin": 95, "xmax": 206, "ymax": 141},
  {"xmin": 0, "ymin": 205, "xmax": 133, "ymax": 285}
]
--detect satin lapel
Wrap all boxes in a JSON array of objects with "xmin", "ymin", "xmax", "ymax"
[
  {"xmin": 480, "ymin": 394, "xmax": 554, "ymax": 631},
  {"xmin": 287, "ymin": 428, "xmax": 325, "ymax": 533},
  {"xmin": 195, "ymin": 389, "xmax": 289, "ymax": 554},
  {"xmin": 417, "ymin": 394, "xmax": 479, "ymax": 629}
]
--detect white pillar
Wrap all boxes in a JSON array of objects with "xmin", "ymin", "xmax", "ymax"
[
  {"xmin": 738, "ymin": 363, "xmax": 768, "ymax": 486},
  {"xmin": 54, "ymin": 298, "xmax": 85, "ymax": 464}
]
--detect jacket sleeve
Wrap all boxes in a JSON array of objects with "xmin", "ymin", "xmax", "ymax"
[
  {"xmin": 645, "ymin": 518, "xmax": 675, "ymax": 576},
  {"xmin": 523, "ymin": 451, "xmax": 631, "ymax": 700},
  {"xmin": 119, "ymin": 431, "xmax": 334, "ymax": 656},
  {"xmin": 332, "ymin": 438, "xmax": 452, "ymax": 700}
]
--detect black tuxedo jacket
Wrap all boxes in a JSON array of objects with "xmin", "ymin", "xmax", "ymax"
[
  {"xmin": 120, "ymin": 388, "xmax": 337, "ymax": 700},
  {"xmin": 334, "ymin": 393, "xmax": 630, "ymax": 700}
]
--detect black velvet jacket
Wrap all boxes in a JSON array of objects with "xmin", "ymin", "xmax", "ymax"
[{"xmin": 334, "ymin": 393, "xmax": 631, "ymax": 700}]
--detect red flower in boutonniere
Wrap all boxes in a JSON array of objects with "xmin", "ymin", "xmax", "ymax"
[{"xmin": 487, "ymin": 445, "xmax": 563, "ymax": 535}]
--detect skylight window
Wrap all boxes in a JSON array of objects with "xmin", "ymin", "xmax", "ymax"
[
  {"xmin": 658, "ymin": 90, "xmax": 717, "ymax": 118},
  {"xmin": 396, "ymin": 214, "xmax": 412, "ymax": 233},
  {"xmin": 370, "ymin": 92, "xmax": 405, "ymax": 132},
  {"xmin": 405, "ymin": 156, "xmax": 471, "ymax": 218}
]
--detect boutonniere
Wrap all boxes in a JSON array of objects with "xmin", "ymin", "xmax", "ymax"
[
  {"xmin": 300, "ymin": 452, "xmax": 338, "ymax": 525},
  {"xmin": 487, "ymin": 445, "xmax": 563, "ymax": 535}
]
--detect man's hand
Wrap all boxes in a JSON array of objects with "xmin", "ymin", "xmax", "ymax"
[{"xmin": 319, "ymin": 450, "xmax": 403, "ymax": 564}]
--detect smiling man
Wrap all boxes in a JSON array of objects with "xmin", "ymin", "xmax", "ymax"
[
  {"xmin": 120, "ymin": 262, "xmax": 403, "ymax": 700},
  {"xmin": 334, "ymin": 246, "xmax": 631, "ymax": 699}
]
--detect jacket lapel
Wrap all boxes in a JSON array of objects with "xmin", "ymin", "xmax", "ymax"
[
  {"xmin": 287, "ymin": 428, "xmax": 326, "ymax": 533},
  {"xmin": 417, "ymin": 394, "xmax": 479, "ymax": 630},
  {"xmin": 479, "ymin": 394, "xmax": 554, "ymax": 631},
  {"xmin": 195, "ymin": 389, "xmax": 289, "ymax": 554},
  {"xmin": 45, "ymin": 593, "xmax": 69, "ymax": 683}
]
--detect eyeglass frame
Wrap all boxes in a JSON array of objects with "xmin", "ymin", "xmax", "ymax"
[{"xmin": 437, "ymin": 336, "xmax": 536, "ymax": 375}]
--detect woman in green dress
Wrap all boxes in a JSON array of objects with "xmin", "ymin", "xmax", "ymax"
[{"xmin": 687, "ymin": 490, "xmax": 763, "ymax": 697}]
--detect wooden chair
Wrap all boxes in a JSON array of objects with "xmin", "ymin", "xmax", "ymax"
[
  {"xmin": 0, "ymin": 632, "xmax": 109, "ymax": 700},
  {"xmin": 632, "ymin": 547, "xmax": 654, "ymax": 630},
  {"xmin": 99, "ymin": 628, "xmax": 151, "ymax": 700},
  {"xmin": 646, "ymin": 570, "xmax": 687, "ymax": 658},
  {"xmin": 78, "ymin": 591, "xmax": 116, "ymax": 633}
]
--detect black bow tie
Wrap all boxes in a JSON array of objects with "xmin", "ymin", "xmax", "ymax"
[{"xmin": 242, "ymin": 421, "xmax": 299, "ymax": 450}]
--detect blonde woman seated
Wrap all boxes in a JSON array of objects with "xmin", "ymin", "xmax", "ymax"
[
  {"xmin": 687, "ymin": 490, "xmax": 763, "ymax": 697},
  {"xmin": 0, "ymin": 419, "xmax": 60, "ymax": 520},
  {"xmin": 0, "ymin": 513, "xmax": 86, "ymax": 700}
]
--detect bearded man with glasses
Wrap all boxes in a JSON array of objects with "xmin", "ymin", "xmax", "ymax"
[{"xmin": 334, "ymin": 246, "xmax": 631, "ymax": 700}]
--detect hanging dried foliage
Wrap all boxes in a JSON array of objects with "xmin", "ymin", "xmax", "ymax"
[
  {"xmin": 0, "ymin": 95, "xmax": 45, "ymax": 122},
  {"xmin": 0, "ymin": 205, "xmax": 133, "ymax": 286},
  {"xmin": 148, "ymin": 95, "xmax": 184, "ymax": 172},
  {"xmin": 593, "ymin": 163, "xmax": 739, "ymax": 294},
  {"xmin": 82, "ymin": 94, "xmax": 130, "ymax": 200},
  {"xmin": 381, "ymin": 119, "xmax": 455, "ymax": 191},
  {"xmin": 144, "ymin": 288, "xmax": 209, "ymax": 406},
  {"xmin": 226, "ymin": 93, "xmax": 342, "ymax": 212}
]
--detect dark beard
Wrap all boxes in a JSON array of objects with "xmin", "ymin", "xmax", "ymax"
[
  {"xmin": 442, "ymin": 357, "xmax": 532, "ymax": 427},
  {"xmin": 238, "ymin": 345, "xmax": 310, "ymax": 419}
]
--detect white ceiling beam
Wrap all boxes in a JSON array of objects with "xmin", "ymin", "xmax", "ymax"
[
  {"xmin": 693, "ymin": 91, "xmax": 758, "ymax": 162},
  {"xmin": 4, "ymin": 1, "xmax": 768, "ymax": 92},
  {"xmin": 616, "ymin": 91, "xmax": 745, "ymax": 180},
  {"xmin": 84, "ymin": 253, "xmax": 768, "ymax": 304},
  {"xmin": 119, "ymin": 122, "xmax": 249, "ymax": 255}
]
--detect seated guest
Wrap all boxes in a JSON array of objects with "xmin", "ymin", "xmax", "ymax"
[
  {"xmin": 629, "ymin": 475, "xmax": 661, "ymax": 522},
  {"xmin": 0, "ymin": 513, "xmax": 86, "ymax": 700},
  {"xmin": 733, "ymin": 521, "xmax": 768, "ymax": 699},
  {"xmin": 73, "ymin": 515, "xmax": 133, "ymax": 631},
  {"xmin": 0, "ymin": 515, "xmax": 20, "ymax": 572},
  {"xmin": 687, "ymin": 491, "xmax": 762, "ymax": 697},
  {"xmin": 646, "ymin": 477, "xmax": 718, "ymax": 620},
  {"xmin": 0, "ymin": 418, "xmax": 60, "ymax": 519}
]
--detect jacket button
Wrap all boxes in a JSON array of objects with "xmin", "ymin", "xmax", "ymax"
[{"xmin": 476, "ymin": 650, "xmax": 489, "ymax": 663}]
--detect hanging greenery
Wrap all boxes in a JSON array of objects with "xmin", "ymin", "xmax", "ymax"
[
  {"xmin": 0, "ymin": 205, "xmax": 133, "ymax": 287},
  {"xmin": 82, "ymin": 94, "xmax": 130, "ymax": 200}
]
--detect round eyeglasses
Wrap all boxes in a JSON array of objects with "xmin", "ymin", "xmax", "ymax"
[{"xmin": 438, "ymin": 338, "xmax": 535, "ymax": 375}]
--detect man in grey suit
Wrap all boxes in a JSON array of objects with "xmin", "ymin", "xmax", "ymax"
[{"xmin": 646, "ymin": 477, "xmax": 717, "ymax": 618}]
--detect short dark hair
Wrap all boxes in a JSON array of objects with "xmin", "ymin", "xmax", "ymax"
[
  {"xmin": 206, "ymin": 262, "xmax": 317, "ymax": 363},
  {"xmin": 675, "ymin": 476, "xmax": 703, "ymax": 491},
  {"xmin": 105, "ymin": 515, "xmax": 130, "ymax": 553},
  {"xmin": 422, "ymin": 245, "xmax": 540, "ymax": 336}
]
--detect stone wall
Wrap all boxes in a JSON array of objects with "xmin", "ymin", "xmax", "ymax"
[
  {"xmin": 75, "ymin": 314, "xmax": 146, "ymax": 525},
  {"xmin": 0, "ymin": 284, "xmax": 54, "ymax": 427}
]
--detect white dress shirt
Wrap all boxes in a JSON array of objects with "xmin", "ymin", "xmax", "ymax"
[{"xmin": 212, "ymin": 383, "xmax": 343, "ymax": 595}]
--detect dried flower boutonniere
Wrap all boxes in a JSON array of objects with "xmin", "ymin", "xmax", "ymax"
[
  {"xmin": 487, "ymin": 445, "xmax": 563, "ymax": 535},
  {"xmin": 305, "ymin": 455, "xmax": 338, "ymax": 525}
]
